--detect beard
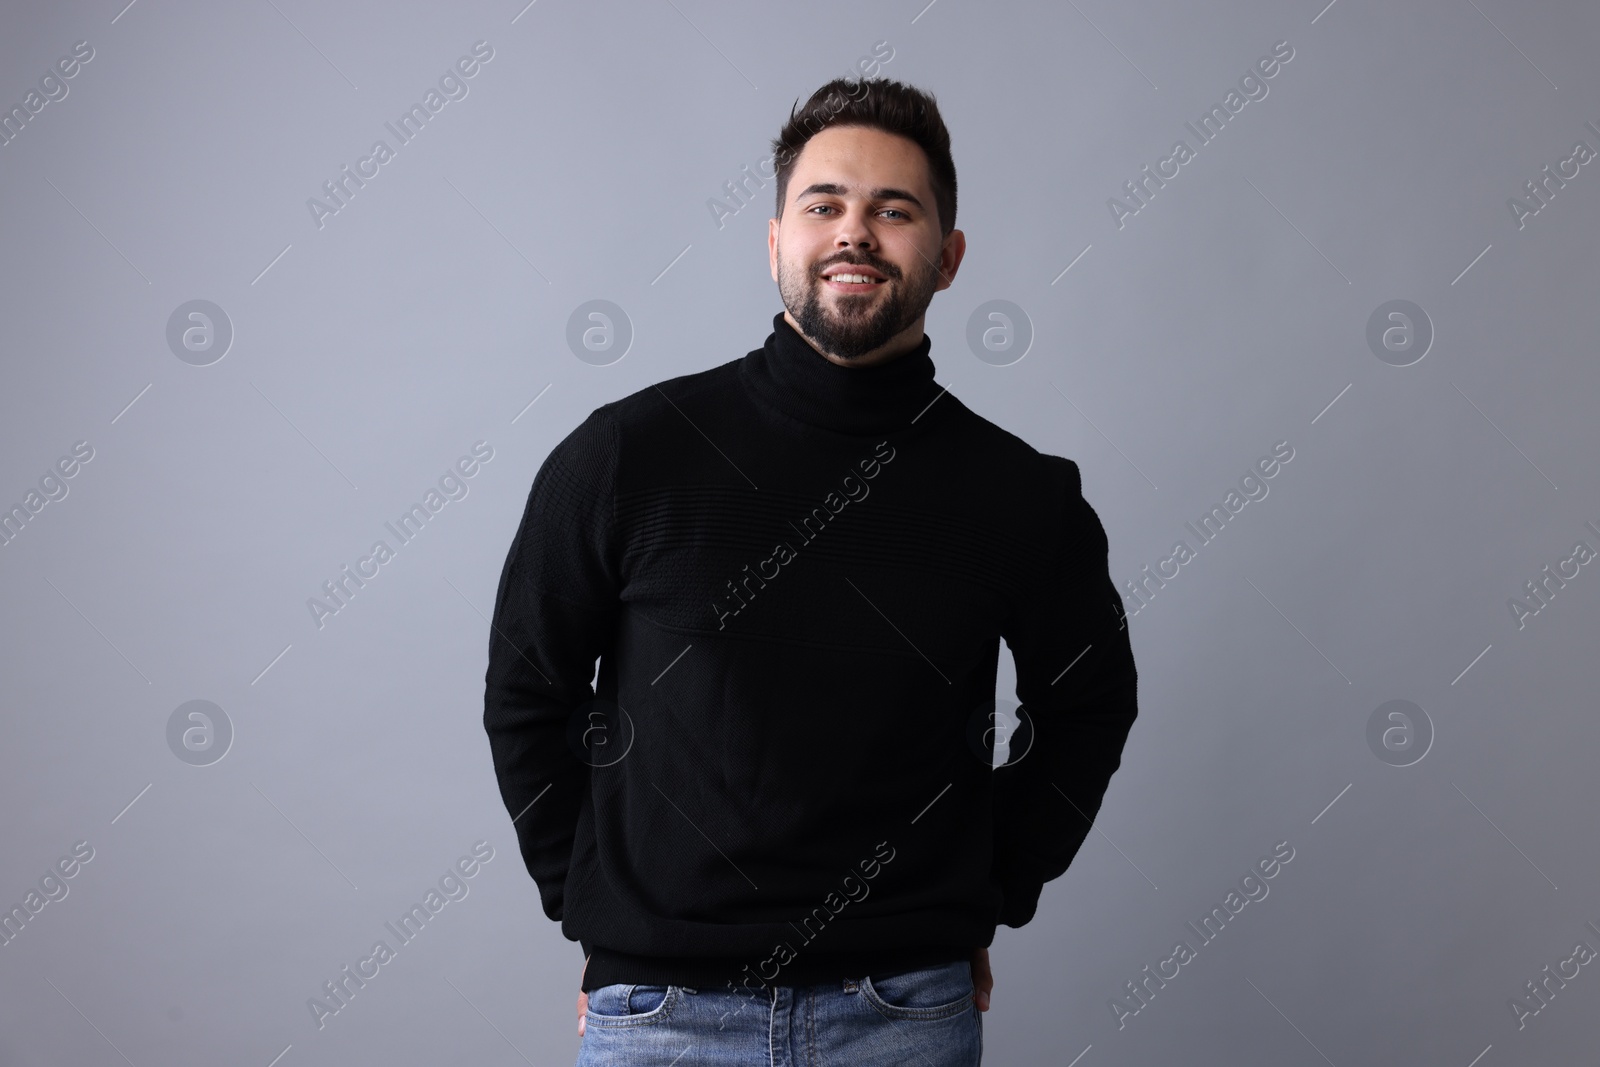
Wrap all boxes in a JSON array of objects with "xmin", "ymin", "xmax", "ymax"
[{"xmin": 776, "ymin": 244, "xmax": 941, "ymax": 362}]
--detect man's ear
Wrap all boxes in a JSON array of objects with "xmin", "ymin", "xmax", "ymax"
[
  {"xmin": 935, "ymin": 228, "xmax": 967, "ymax": 292},
  {"xmin": 768, "ymin": 217, "xmax": 780, "ymax": 282}
]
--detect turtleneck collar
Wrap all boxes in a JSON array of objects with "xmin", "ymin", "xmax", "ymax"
[{"xmin": 740, "ymin": 311, "xmax": 943, "ymax": 436}]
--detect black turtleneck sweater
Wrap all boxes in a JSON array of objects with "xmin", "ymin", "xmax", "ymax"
[{"xmin": 483, "ymin": 312, "xmax": 1139, "ymax": 993}]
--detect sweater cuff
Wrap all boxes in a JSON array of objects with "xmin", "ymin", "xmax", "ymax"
[{"xmin": 995, "ymin": 872, "xmax": 1044, "ymax": 928}]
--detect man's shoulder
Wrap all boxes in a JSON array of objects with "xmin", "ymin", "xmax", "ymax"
[
  {"xmin": 590, "ymin": 357, "xmax": 746, "ymax": 431},
  {"xmin": 937, "ymin": 396, "xmax": 1083, "ymax": 497},
  {"xmin": 543, "ymin": 358, "xmax": 744, "ymax": 468}
]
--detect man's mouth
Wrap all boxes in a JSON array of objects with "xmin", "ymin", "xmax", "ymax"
[{"xmin": 820, "ymin": 267, "xmax": 889, "ymax": 293}]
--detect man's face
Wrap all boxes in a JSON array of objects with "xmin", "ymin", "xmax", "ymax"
[{"xmin": 768, "ymin": 124, "xmax": 965, "ymax": 366}]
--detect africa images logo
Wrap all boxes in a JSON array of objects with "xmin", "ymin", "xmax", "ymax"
[
  {"xmin": 711, "ymin": 440, "xmax": 895, "ymax": 630},
  {"xmin": 306, "ymin": 41, "xmax": 495, "ymax": 229}
]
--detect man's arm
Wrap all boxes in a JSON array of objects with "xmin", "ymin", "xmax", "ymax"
[
  {"xmin": 483, "ymin": 408, "xmax": 620, "ymax": 924},
  {"xmin": 992, "ymin": 456, "xmax": 1139, "ymax": 927}
]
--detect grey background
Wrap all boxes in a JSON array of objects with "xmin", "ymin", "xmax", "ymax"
[{"xmin": 2, "ymin": 0, "xmax": 1597, "ymax": 1064}]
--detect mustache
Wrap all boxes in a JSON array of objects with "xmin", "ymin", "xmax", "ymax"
[{"xmin": 814, "ymin": 256, "xmax": 898, "ymax": 280}]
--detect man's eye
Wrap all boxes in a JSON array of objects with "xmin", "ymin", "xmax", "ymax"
[{"xmin": 806, "ymin": 205, "xmax": 909, "ymax": 219}]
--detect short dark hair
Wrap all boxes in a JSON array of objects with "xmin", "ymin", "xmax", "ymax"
[{"xmin": 770, "ymin": 77, "xmax": 957, "ymax": 238}]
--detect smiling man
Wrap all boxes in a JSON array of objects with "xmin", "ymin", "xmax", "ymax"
[
  {"xmin": 770, "ymin": 121, "xmax": 952, "ymax": 369},
  {"xmin": 483, "ymin": 77, "xmax": 1140, "ymax": 1066}
]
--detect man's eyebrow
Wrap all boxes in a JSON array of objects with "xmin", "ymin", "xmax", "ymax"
[{"xmin": 795, "ymin": 182, "xmax": 925, "ymax": 213}]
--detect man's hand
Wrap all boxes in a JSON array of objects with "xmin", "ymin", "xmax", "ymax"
[
  {"xmin": 577, "ymin": 955, "xmax": 589, "ymax": 1036},
  {"xmin": 970, "ymin": 947, "xmax": 992, "ymax": 1011}
]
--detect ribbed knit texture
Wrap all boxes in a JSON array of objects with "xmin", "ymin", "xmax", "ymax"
[{"xmin": 483, "ymin": 311, "xmax": 1139, "ymax": 993}]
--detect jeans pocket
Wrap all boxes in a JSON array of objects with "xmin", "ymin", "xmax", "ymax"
[
  {"xmin": 584, "ymin": 983, "xmax": 678, "ymax": 1027},
  {"xmin": 860, "ymin": 961, "xmax": 975, "ymax": 1021}
]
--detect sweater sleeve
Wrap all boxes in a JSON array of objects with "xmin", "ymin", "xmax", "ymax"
[
  {"xmin": 483, "ymin": 408, "xmax": 620, "ymax": 924},
  {"xmin": 993, "ymin": 456, "xmax": 1139, "ymax": 927}
]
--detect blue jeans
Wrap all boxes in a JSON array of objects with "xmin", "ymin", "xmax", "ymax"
[{"xmin": 576, "ymin": 959, "xmax": 982, "ymax": 1065}]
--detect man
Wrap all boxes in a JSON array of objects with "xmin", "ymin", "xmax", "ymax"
[{"xmin": 482, "ymin": 76, "xmax": 1139, "ymax": 1065}]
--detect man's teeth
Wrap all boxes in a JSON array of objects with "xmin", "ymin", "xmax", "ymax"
[{"xmin": 825, "ymin": 273, "xmax": 883, "ymax": 284}]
